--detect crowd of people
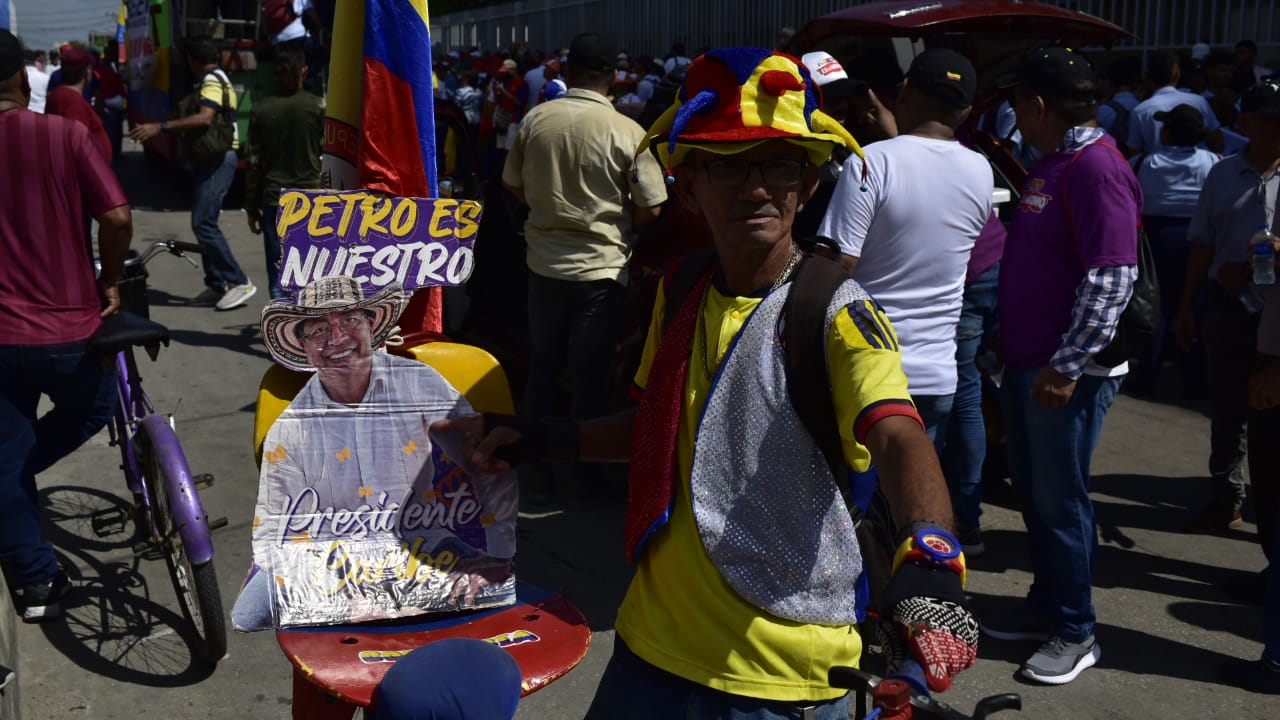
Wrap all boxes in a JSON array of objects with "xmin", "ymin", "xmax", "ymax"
[
  {"xmin": 435, "ymin": 29, "xmax": 1280, "ymax": 705},
  {"xmin": 3, "ymin": 10, "xmax": 1280, "ymax": 718}
]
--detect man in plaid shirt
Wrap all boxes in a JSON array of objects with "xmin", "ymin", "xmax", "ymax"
[{"xmin": 981, "ymin": 48, "xmax": 1140, "ymax": 686}]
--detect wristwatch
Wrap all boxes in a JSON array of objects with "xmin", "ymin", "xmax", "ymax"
[
  {"xmin": 891, "ymin": 526, "xmax": 967, "ymax": 587},
  {"xmin": 160, "ymin": 121, "xmax": 170, "ymax": 133}
]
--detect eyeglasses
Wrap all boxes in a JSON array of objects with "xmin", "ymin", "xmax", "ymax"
[
  {"xmin": 300, "ymin": 314, "xmax": 366, "ymax": 344},
  {"xmin": 702, "ymin": 158, "xmax": 808, "ymax": 188}
]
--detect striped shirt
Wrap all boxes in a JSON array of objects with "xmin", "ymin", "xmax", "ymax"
[{"xmin": 0, "ymin": 109, "xmax": 128, "ymax": 345}]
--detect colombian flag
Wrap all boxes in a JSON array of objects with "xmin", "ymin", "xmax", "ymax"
[
  {"xmin": 360, "ymin": 0, "xmax": 443, "ymax": 331},
  {"xmin": 360, "ymin": 0, "xmax": 438, "ymax": 199}
]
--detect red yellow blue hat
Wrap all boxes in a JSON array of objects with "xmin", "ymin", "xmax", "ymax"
[{"xmin": 637, "ymin": 48, "xmax": 867, "ymax": 187}]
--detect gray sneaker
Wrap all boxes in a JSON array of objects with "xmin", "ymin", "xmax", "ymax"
[
  {"xmin": 215, "ymin": 282, "xmax": 257, "ymax": 311},
  {"xmin": 979, "ymin": 607, "xmax": 1051, "ymax": 641},
  {"xmin": 1021, "ymin": 635, "xmax": 1100, "ymax": 685}
]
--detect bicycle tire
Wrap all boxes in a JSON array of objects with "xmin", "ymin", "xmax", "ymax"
[{"xmin": 139, "ymin": 424, "xmax": 228, "ymax": 664}]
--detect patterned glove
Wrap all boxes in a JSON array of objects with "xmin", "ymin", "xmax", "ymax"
[{"xmin": 876, "ymin": 525, "xmax": 979, "ymax": 693}]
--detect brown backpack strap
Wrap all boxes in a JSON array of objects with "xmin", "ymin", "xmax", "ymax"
[{"xmin": 783, "ymin": 252, "xmax": 852, "ymax": 489}]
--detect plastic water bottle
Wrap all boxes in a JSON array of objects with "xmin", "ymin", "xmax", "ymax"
[
  {"xmin": 1239, "ymin": 283, "xmax": 1266, "ymax": 313},
  {"xmin": 1252, "ymin": 225, "xmax": 1276, "ymax": 286}
]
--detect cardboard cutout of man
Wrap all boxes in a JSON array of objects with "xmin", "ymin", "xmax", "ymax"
[{"xmin": 234, "ymin": 275, "xmax": 517, "ymax": 630}]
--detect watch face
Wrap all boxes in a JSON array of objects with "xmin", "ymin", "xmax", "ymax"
[{"xmin": 917, "ymin": 530, "xmax": 959, "ymax": 559}]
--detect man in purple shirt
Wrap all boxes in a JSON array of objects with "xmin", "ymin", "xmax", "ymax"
[{"xmin": 981, "ymin": 48, "xmax": 1140, "ymax": 686}]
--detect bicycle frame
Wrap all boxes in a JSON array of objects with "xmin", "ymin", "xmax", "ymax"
[{"xmin": 108, "ymin": 345, "xmax": 215, "ymax": 566}]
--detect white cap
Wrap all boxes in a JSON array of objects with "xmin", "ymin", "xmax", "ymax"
[
  {"xmin": 801, "ymin": 51, "xmax": 849, "ymax": 87},
  {"xmin": 1191, "ymin": 42, "xmax": 1211, "ymax": 61}
]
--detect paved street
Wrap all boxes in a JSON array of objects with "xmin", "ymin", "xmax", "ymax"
[{"xmin": 8, "ymin": 151, "xmax": 1275, "ymax": 719}]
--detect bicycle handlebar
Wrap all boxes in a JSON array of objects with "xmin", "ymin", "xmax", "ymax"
[
  {"xmin": 829, "ymin": 658, "xmax": 1021, "ymax": 720},
  {"xmin": 124, "ymin": 240, "xmax": 203, "ymax": 269}
]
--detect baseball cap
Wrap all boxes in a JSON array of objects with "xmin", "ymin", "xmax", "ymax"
[
  {"xmin": 59, "ymin": 47, "xmax": 92, "ymax": 73},
  {"xmin": 0, "ymin": 29, "xmax": 23, "ymax": 81},
  {"xmin": 1153, "ymin": 104, "xmax": 1207, "ymax": 146},
  {"xmin": 568, "ymin": 32, "xmax": 617, "ymax": 73},
  {"xmin": 496, "ymin": 58, "xmax": 517, "ymax": 75},
  {"xmin": 906, "ymin": 48, "xmax": 977, "ymax": 108},
  {"xmin": 800, "ymin": 51, "xmax": 867, "ymax": 103},
  {"xmin": 1000, "ymin": 47, "xmax": 1096, "ymax": 102},
  {"xmin": 1241, "ymin": 79, "xmax": 1280, "ymax": 115},
  {"xmin": 1191, "ymin": 42, "xmax": 1211, "ymax": 62}
]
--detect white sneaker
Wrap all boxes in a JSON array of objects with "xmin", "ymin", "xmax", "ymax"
[{"xmin": 215, "ymin": 283, "xmax": 257, "ymax": 311}]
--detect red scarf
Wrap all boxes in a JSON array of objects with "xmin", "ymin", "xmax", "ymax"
[{"xmin": 626, "ymin": 267, "xmax": 713, "ymax": 563}]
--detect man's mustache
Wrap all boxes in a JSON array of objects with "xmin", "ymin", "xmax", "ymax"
[{"xmin": 730, "ymin": 205, "xmax": 782, "ymax": 221}]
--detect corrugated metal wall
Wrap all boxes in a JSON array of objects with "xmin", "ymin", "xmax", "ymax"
[{"xmin": 430, "ymin": 0, "xmax": 1279, "ymax": 56}]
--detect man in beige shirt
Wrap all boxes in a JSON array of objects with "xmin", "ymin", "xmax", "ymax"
[{"xmin": 502, "ymin": 31, "xmax": 666, "ymax": 503}]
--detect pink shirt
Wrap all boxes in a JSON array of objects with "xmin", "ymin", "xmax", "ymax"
[{"xmin": 0, "ymin": 109, "xmax": 128, "ymax": 345}]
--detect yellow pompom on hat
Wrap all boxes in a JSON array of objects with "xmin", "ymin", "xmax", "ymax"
[{"xmin": 637, "ymin": 47, "xmax": 868, "ymax": 188}]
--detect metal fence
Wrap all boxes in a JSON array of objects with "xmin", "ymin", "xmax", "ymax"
[{"xmin": 429, "ymin": 0, "xmax": 1280, "ymax": 58}]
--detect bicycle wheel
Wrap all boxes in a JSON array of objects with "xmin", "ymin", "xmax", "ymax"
[{"xmin": 138, "ymin": 423, "xmax": 227, "ymax": 664}]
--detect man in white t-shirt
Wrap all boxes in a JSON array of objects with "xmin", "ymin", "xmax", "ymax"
[
  {"xmin": 819, "ymin": 49, "xmax": 994, "ymax": 445},
  {"xmin": 24, "ymin": 52, "xmax": 49, "ymax": 114}
]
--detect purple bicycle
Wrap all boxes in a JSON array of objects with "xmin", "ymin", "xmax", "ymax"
[{"xmin": 88, "ymin": 239, "xmax": 228, "ymax": 664}]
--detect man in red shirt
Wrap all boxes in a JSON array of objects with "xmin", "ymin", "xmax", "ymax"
[
  {"xmin": 44, "ymin": 47, "xmax": 111, "ymax": 160},
  {"xmin": 0, "ymin": 30, "xmax": 133, "ymax": 622}
]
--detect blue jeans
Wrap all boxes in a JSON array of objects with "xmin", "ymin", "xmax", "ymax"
[
  {"xmin": 0, "ymin": 342, "xmax": 117, "ymax": 588},
  {"xmin": 941, "ymin": 264, "xmax": 999, "ymax": 531},
  {"xmin": 585, "ymin": 638, "xmax": 851, "ymax": 720},
  {"xmin": 1134, "ymin": 215, "xmax": 1203, "ymax": 392},
  {"xmin": 191, "ymin": 149, "xmax": 249, "ymax": 292},
  {"xmin": 261, "ymin": 203, "xmax": 286, "ymax": 299},
  {"xmin": 913, "ymin": 393, "xmax": 954, "ymax": 456},
  {"xmin": 1002, "ymin": 365, "xmax": 1122, "ymax": 642}
]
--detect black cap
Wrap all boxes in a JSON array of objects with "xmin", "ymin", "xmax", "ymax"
[
  {"xmin": 906, "ymin": 48, "xmax": 976, "ymax": 108},
  {"xmin": 567, "ymin": 32, "xmax": 617, "ymax": 73},
  {"xmin": 0, "ymin": 29, "xmax": 23, "ymax": 82},
  {"xmin": 1000, "ymin": 47, "xmax": 1096, "ymax": 102},
  {"xmin": 1241, "ymin": 79, "xmax": 1280, "ymax": 116},
  {"xmin": 1154, "ymin": 104, "xmax": 1207, "ymax": 146}
]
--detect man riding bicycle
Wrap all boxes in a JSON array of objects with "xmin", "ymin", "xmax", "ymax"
[{"xmin": 437, "ymin": 48, "xmax": 979, "ymax": 718}]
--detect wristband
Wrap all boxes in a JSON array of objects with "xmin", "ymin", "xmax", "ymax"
[
  {"xmin": 890, "ymin": 525, "xmax": 967, "ymax": 589},
  {"xmin": 160, "ymin": 121, "xmax": 170, "ymax": 133}
]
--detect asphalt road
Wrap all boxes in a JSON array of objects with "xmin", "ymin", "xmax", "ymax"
[{"xmin": 9, "ymin": 151, "xmax": 1276, "ymax": 719}]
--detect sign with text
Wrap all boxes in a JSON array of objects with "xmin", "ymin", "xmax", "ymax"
[
  {"xmin": 276, "ymin": 190, "xmax": 481, "ymax": 295},
  {"xmin": 251, "ymin": 357, "xmax": 518, "ymax": 628}
]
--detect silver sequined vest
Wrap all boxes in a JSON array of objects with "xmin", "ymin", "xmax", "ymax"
[{"xmin": 691, "ymin": 278, "xmax": 871, "ymax": 626}]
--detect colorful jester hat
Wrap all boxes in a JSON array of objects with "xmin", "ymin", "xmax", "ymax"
[{"xmin": 637, "ymin": 47, "xmax": 868, "ymax": 188}]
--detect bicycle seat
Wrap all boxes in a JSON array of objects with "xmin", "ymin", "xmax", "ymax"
[{"xmin": 88, "ymin": 312, "xmax": 171, "ymax": 355}]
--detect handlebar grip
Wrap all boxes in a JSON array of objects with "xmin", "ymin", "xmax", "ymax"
[
  {"xmin": 973, "ymin": 694, "xmax": 1022, "ymax": 719},
  {"xmin": 167, "ymin": 240, "xmax": 204, "ymax": 255},
  {"xmin": 827, "ymin": 666, "xmax": 874, "ymax": 691}
]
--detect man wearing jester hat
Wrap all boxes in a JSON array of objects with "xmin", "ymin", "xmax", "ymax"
[{"xmin": 437, "ymin": 49, "xmax": 977, "ymax": 716}]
